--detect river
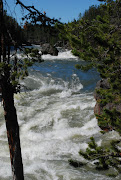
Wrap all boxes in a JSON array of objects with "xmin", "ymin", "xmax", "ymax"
[{"xmin": 0, "ymin": 50, "xmax": 120, "ymax": 179}]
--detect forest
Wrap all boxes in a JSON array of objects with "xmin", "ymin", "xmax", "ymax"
[
  {"xmin": 0, "ymin": 0, "xmax": 121, "ymax": 179},
  {"xmin": 58, "ymin": 0, "xmax": 121, "ymax": 176}
]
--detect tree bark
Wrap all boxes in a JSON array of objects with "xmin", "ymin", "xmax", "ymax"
[
  {"xmin": 1, "ymin": 76, "xmax": 24, "ymax": 180},
  {"xmin": 0, "ymin": 0, "xmax": 3, "ymax": 62},
  {"xmin": 0, "ymin": 1, "xmax": 24, "ymax": 179}
]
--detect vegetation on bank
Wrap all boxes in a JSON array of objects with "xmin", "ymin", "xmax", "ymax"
[
  {"xmin": 57, "ymin": 0, "xmax": 121, "ymax": 176},
  {"xmin": 0, "ymin": 0, "xmax": 121, "ymax": 178},
  {"xmin": 58, "ymin": 0, "xmax": 121, "ymax": 133}
]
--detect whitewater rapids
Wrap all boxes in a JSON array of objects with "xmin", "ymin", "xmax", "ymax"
[{"xmin": 0, "ymin": 50, "xmax": 120, "ymax": 180}]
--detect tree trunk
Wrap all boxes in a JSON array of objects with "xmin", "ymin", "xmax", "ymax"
[
  {"xmin": 0, "ymin": 0, "xmax": 24, "ymax": 179},
  {"xmin": 1, "ymin": 76, "xmax": 24, "ymax": 180}
]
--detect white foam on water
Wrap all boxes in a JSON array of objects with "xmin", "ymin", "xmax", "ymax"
[
  {"xmin": 0, "ymin": 160, "xmax": 11, "ymax": 178},
  {"xmin": 41, "ymin": 50, "xmax": 79, "ymax": 61},
  {"xmin": 0, "ymin": 60, "xmax": 119, "ymax": 180},
  {"xmin": 10, "ymin": 49, "xmax": 78, "ymax": 62},
  {"xmin": 15, "ymin": 90, "xmax": 100, "ymax": 166}
]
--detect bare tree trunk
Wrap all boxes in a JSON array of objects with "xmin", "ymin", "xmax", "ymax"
[
  {"xmin": 0, "ymin": 0, "xmax": 3, "ymax": 62},
  {"xmin": 0, "ymin": 0, "xmax": 24, "ymax": 179},
  {"xmin": 1, "ymin": 76, "xmax": 24, "ymax": 180}
]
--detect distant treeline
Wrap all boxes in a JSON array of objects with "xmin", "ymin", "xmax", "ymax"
[
  {"xmin": 22, "ymin": 23, "xmax": 59, "ymax": 45},
  {"xmin": 3, "ymin": 10, "xmax": 24, "ymax": 45},
  {"xmin": 2, "ymin": 10, "xmax": 60, "ymax": 46}
]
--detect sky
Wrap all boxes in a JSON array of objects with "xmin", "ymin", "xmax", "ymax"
[{"xmin": 4, "ymin": 0, "xmax": 102, "ymax": 24}]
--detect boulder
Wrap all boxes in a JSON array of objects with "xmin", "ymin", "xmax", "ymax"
[
  {"xmin": 41, "ymin": 43, "xmax": 58, "ymax": 56},
  {"xmin": 95, "ymin": 79, "xmax": 110, "ymax": 90},
  {"xmin": 54, "ymin": 41, "xmax": 72, "ymax": 50}
]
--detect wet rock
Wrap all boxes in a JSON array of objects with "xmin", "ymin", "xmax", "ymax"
[
  {"xmin": 41, "ymin": 43, "xmax": 58, "ymax": 56},
  {"xmin": 54, "ymin": 41, "xmax": 71, "ymax": 50}
]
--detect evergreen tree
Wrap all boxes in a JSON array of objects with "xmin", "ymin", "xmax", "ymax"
[
  {"xmin": 58, "ymin": 0, "xmax": 121, "ymax": 133},
  {"xmin": 0, "ymin": 0, "xmax": 61, "ymax": 179},
  {"xmin": 57, "ymin": 0, "xmax": 121, "ymax": 175}
]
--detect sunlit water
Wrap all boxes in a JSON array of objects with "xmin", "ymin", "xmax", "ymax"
[{"xmin": 0, "ymin": 50, "xmax": 120, "ymax": 179}]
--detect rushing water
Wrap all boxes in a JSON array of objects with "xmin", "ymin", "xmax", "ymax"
[{"xmin": 0, "ymin": 50, "xmax": 120, "ymax": 180}]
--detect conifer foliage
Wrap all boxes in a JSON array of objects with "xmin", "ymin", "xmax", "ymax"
[
  {"xmin": 69, "ymin": 137, "xmax": 121, "ymax": 177},
  {"xmin": 58, "ymin": 0, "xmax": 121, "ymax": 132},
  {"xmin": 57, "ymin": 0, "xmax": 121, "ymax": 176}
]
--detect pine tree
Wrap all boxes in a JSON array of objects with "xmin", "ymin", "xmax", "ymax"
[
  {"xmin": 58, "ymin": 0, "xmax": 121, "ymax": 133},
  {"xmin": 57, "ymin": 0, "xmax": 121, "ymax": 176},
  {"xmin": 0, "ymin": 0, "xmax": 61, "ymax": 179}
]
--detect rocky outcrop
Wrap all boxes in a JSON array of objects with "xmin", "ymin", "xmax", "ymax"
[
  {"xmin": 94, "ymin": 79, "xmax": 121, "ymax": 114},
  {"xmin": 94, "ymin": 79, "xmax": 110, "ymax": 115},
  {"xmin": 95, "ymin": 79, "xmax": 110, "ymax": 90},
  {"xmin": 41, "ymin": 43, "xmax": 59, "ymax": 56},
  {"xmin": 94, "ymin": 79, "xmax": 121, "ymax": 131}
]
